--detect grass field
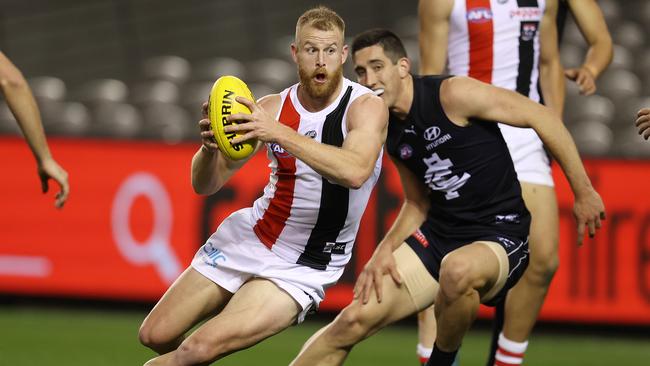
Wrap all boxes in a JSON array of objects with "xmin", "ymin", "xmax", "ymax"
[{"xmin": 0, "ymin": 306, "xmax": 648, "ymax": 365}]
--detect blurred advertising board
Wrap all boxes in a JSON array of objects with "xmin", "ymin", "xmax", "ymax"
[{"xmin": 1, "ymin": 137, "xmax": 649, "ymax": 325}]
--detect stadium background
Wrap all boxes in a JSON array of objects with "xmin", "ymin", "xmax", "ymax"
[{"xmin": 1, "ymin": 0, "xmax": 649, "ymax": 364}]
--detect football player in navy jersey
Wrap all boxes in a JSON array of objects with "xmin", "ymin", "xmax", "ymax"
[{"xmin": 290, "ymin": 29, "xmax": 604, "ymax": 366}]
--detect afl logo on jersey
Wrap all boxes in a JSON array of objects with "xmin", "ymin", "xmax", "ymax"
[
  {"xmin": 424, "ymin": 126, "xmax": 441, "ymax": 141},
  {"xmin": 467, "ymin": 7, "xmax": 493, "ymax": 23},
  {"xmin": 269, "ymin": 142, "xmax": 292, "ymax": 158},
  {"xmin": 399, "ymin": 144, "xmax": 413, "ymax": 159}
]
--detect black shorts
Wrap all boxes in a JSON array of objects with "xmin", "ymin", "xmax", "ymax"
[{"xmin": 405, "ymin": 224, "xmax": 529, "ymax": 306}]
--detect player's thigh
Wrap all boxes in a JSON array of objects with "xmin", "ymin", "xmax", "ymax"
[
  {"xmin": 190, "ymin": 277, "xmax": 301, "ymax": 349},
  {"xmin": 520, "ymin": 182, "xmax": 559, "ymax": 263},
  {"xmin": 440, "ymin": 242, "xmax": 506, "ymax": 299},
  {"xmin": 141, "ymin": 267, "xmax": 233, "ymax": 340},
  {"xmin": 362, "ymin": 243, "xmax": 437, "ymax": 330}
]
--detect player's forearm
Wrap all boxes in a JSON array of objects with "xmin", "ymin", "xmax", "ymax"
[
  {"xmin": 581, "ymin": 39, "xmax": 613, "ymax": 79},
  {"xmin": 539, "ymin": 57, "xmax": 565, "ymax": 116},
  {"xmin": 1, "ymin": 78, "xmax": 52, "ymax": 163},
  {"xmin": 379, "ymin": 200, "xmax": 428, "ymax": 252},
  {"xmin": 532, "ymin": 110, "xmax": 594, "ymax": 197},
  {"xmin": 277, "ymin": 131, "xmax": 377, "ymax": 189},
  {"xmin": 191, "ymin": 147, "xmax": 233, "ymax": 195}
]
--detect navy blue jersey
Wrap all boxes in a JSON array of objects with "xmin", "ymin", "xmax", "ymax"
[{"xmin": 386, "ymin": 75, "xmax": 531, "ymax": 241}]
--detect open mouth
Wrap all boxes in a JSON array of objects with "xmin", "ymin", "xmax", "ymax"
[
  {"xmin": 314, "ymin": 73, "xmax": 327, "ymax": 84},
  {"xmin": 372, "ymin": 88, "xmax": 384, "ymax": 96}
]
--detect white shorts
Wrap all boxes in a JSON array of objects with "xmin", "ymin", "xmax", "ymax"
[
  {"xmin": 191, "ymin": 208, "xmax": 344, "ymax": 323},
  {"xmin": 499, "ymin": 124, "xmax": 554, "ymax": 187}
]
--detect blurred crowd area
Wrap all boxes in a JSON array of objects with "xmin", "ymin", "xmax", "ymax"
[{"xmin": 0, "ymin": 0, "xmax": 649, "ymax": 157}]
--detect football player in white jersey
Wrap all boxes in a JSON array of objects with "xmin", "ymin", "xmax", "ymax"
[
  {"xmin": 0, "ymin": 51, "xmax": 69, "ymax": 208},
  {"xmin": 139, "ymin": 6, "xmax": 387, "ymax": 366},
  {"xmin": 417, "ymin": 1, "xmax": 609, "ymax": 365},
  {"xmin": 558, "ymin": 0, "xmax": 612, "ymax": 96}
]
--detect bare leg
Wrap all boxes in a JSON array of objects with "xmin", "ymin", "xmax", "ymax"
[
  {"xmin": 434, "ymin": 242, "xmax": 504, "ymax": 352},
  {"xmin": 144, "ymin": 278, "xmax": 301, "ymax": 365},
  {"xmin": 502, "ymin": 183, "xmax": 559, "ymax": 341},
  {"xmin": 416, "ymin": 306, "xmax": 436, "ymax": 363},
  {"xmin": 139, "ymin": 267, "xmax": 233, "ymax": 354},
  {"xmin": 292, "ymin": 244, "xmax": 436, "ymax": 366}
]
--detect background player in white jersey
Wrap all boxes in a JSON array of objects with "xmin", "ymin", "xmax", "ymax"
[
  {"xmin": 418, "ymin": 1, "xmax": 566, "ymax": 365},
  {"xmin": 0, "ymin": 51, "xmax": 69, "ymax": 208},
  {"xmin": 290, "ymin": 28, "xmax": 604, "ymax": 366},
  {"xmin": 557, "ymin": 0, "xmax": 612, "ymax": 96},
  {"xmin": 138, "ymin": 6, "xmax": 387, "ymax": 365}
]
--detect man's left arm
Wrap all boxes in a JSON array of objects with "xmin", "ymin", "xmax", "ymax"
[
  {"xmin": 565, "ymin": 0, "xmax": 613, "ymax": 95},
  {"xmin": 539, "ymin": 0, "xmax": 564, "ymax": 116},
  {"xmin": 442, "ymin": 76, "xmax": 605, "ymax": 244},
  {"xmin": 226, "ymin": 93, "xmax": 388, "ymax": 189}
]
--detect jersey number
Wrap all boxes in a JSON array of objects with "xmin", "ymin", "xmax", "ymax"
[{"xmin": 423, "ymin": 153, "xmax": 471, "ymax": 200}]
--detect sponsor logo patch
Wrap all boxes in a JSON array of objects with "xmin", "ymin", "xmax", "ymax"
[
  {"xmin": 202, "ymin": 242, "xmax": 227, "ymax": 267},
  {"xmin": 496, "ymin": 213, "xmax": 521, "ymax": 224},
  {"xmin": 304, "ymin": 130, "xmax": 317, "ymax": 138},
  {"xmin": 399, "ymin": 144, "xmax": 413, "ymax": 159},
  {"xmin": 413, "ymin": 229, "xmax": 429, "ymax": 248},
  {"xmin": 269, "ymin": 142, "xmax": 292, "ymax": 158},
  {"xmin": 323, "ymin": 242, "xmax": 347, "ymax": 254},
  {"xmin": 467, "ymin": 7, "xmax": 493, "ymax": 23},
  {"xmin": 424, "ymin": 126, "xmax": 441, "ymax": 141},
  {"xmin": 521, "ymin": 22, "xmax": 538, "ymax": 41}
]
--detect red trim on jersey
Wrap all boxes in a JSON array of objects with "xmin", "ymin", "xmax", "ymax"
[
  {"xmin": 466, "ymin": 0, "xmax": 494, "ymax": 83},
  {"xmin": 253, "ymin": 94, "xmax": 301, "ymax": 249}
]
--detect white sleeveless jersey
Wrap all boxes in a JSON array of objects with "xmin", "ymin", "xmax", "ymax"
[
  {"xmin": 448, "ymin": 0, "xmax": 545, "ymax": 102},
  {"xmin": 250, "ymin": 78, "xmax": 382, "ymax": 271}
]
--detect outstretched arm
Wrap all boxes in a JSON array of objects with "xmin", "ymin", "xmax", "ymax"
[
  {"xmin": 418, "ymin": 0, "xmax": 454, "ymax": 74},
  {"xmin": 226, "ymin": 93, "xmax": 388, "ymax": 189},
  {"xmin": 0, "ymin": 51, "xmax": 69, "ymax": 208},
  {"xmin": 441, "ymin": 76, "xmax": 605, "ymax": 244},
  {"xmin": 355, "ymin": 157, "xmax": 430, "ymax": 304},
  {"xmin": 565, "ymin": 0, "xmax": 613, "ymax": 95}
]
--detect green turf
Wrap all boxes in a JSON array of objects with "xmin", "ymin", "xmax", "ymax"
[{"xmin": 0, "ymin": 306, "xmax": 648, "ymax": 365}]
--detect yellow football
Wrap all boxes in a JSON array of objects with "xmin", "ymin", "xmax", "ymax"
[{"xmin": 208, "ymin": 75, "xmax": 257, "ymax": 160}]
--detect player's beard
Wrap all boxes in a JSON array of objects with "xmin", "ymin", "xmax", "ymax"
[{"xmin": 298, "ymin": 64, "xmax": 343, "ymax": 100}]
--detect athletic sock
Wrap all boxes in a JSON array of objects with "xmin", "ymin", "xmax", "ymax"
[
  {"xmin": 425, "ymin": 343, "xmax": 458, "ymax": 366},
  {"xmin": 494, "ymin": 333, "xmax": 528, "ymax": 366},
  {"xmin": 486, "ymin": 298, "xmax": 506, "ymax": 366},
  {"xmin": 417, "ymin": 343, "xmax": 433, "ymax": 365}
]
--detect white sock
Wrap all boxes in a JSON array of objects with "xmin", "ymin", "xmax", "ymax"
[
  {"xmin": 495, "ymin": 332, "xmax": 528, "ymax": 365},
  {"xmin": 417, "ymin": 343, "xmax": 433, "ymax": 363}
]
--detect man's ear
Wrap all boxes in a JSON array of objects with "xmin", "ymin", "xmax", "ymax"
[
  {"xmin": 398, "ymin": 57, "xmax": 411, "ymax": 78},
  {"xmin": 341, "ymin": 44, "xmax": 349, "ymax": 65},
  {"xmin": 291, "ymin": 43, "xmax": 298, "ymax": 64}
]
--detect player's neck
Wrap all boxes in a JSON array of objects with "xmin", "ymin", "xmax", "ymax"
[
  {"xmin": 390, "ymin": 74, "xmax": 414, "ymax": 120},
  {"xmin": 296, "ymin": 78, "xmax": 343, "ymax": 113}
]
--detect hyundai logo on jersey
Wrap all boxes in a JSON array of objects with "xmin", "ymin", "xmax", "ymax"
[
  {"xmin": 467, "ymin": 7, "xmax": 493, "ymax": 23},
  {"xmin": 424, "ymin": 126, "xmax": 441, "ymax": 141}
]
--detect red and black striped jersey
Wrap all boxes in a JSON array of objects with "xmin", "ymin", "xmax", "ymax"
[
  {"xmin": 447, "ymin": 0, "xmax": 545, "ymax": 102},
  {"xmin": 250, "ymin": 78, "xmax": 382, "ymax": 270}
]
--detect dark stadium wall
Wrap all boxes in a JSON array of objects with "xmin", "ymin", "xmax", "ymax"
[{"xmin": 1, "ymin": 137, "xmax": 649, "ymax": 326}]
